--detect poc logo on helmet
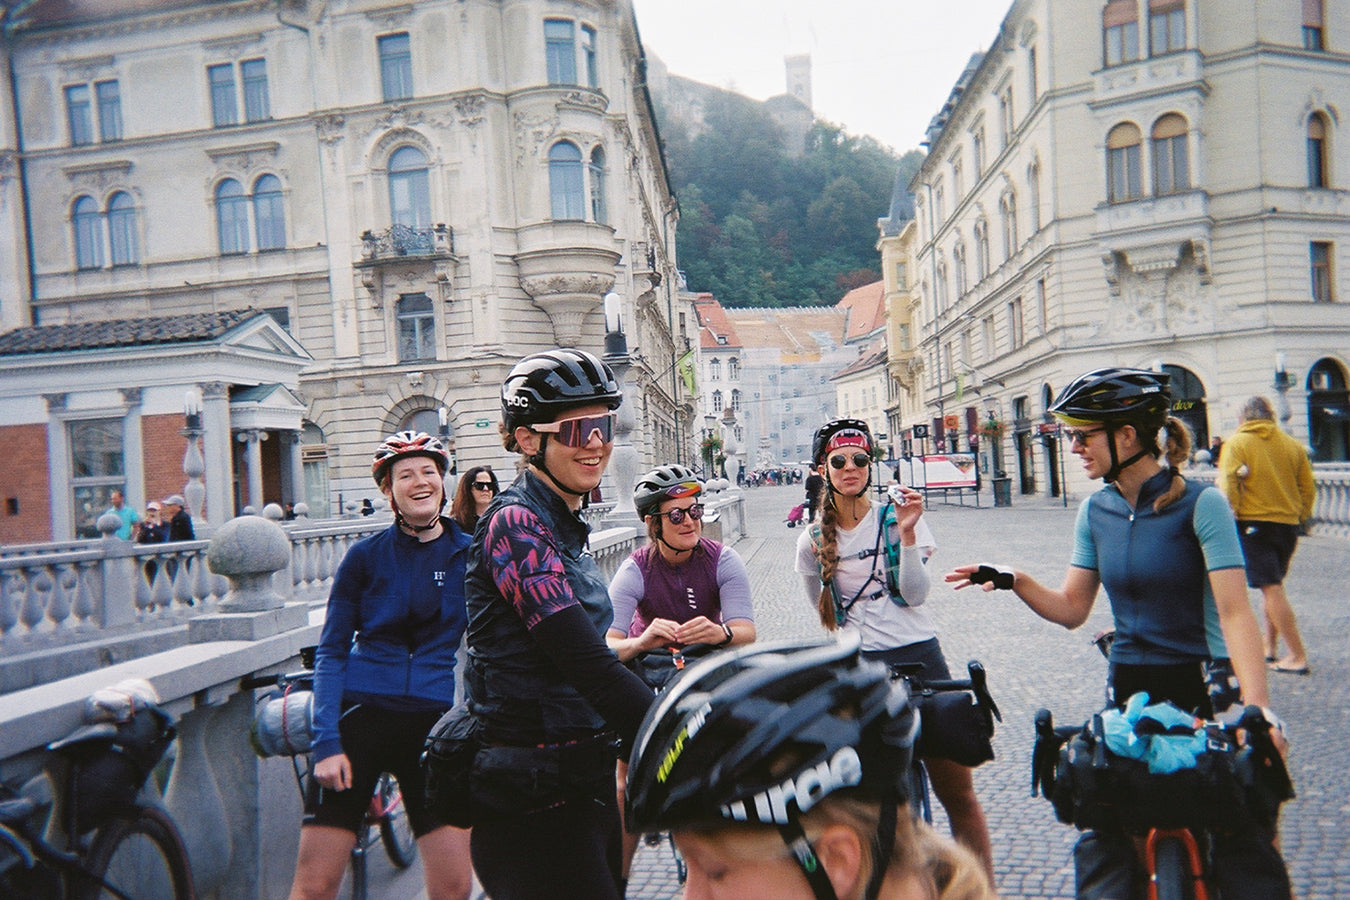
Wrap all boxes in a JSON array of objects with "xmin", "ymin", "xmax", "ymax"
[
  {"xmin": 721, "ymin": 745, "xmax": 863, "ymax": 825},
  {"xmin": 504, "ymin": 394, "xmax": 531, "ymax": 408}
]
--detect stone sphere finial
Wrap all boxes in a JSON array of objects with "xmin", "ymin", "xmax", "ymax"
[
  {"xmin": 262, "ymin": 503, "xmax": 285, "ymax": 521},
  {"xmin": 97, "ymin": 511, "xmax": 124, "ymax": 538},
  {"xmin": 206, "ymin": 515, "xmax": 291, "ymax": 611}
]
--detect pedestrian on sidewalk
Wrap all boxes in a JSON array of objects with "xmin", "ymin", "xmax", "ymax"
[
  {"xmin": 797, "ymin": 417, "xmax": 994, "ymax": 883},
  {"xmin": 1218, "ymin": 396, "xmax": 1316, "ymax": 676}
]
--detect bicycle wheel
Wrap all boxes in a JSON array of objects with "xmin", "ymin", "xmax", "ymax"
[
  {"xmin": 78, "ymin": 807, "xmax": 194, "ymax": 900},
  {"xmin": 907, "ymin": 760, "xmax": 933, "ymax": 824},
  {"xmin": 376, "ymin": 774, "xmax": 417, "ymax": 870},
  {"xmin": 1151, "ymin": 836, "xmax": 1195, "ymax": 900}
]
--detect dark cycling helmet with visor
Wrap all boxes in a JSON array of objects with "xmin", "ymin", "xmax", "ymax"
[
  {"xmin": 633, "ymin": 464, "xmax": 703, "ymax": 519},
  {"xmin": 626, "ymin": 631, "xmax": 917, "ymax": 900},
  {"xmin": 1049, "ymin": 367, "xmax": 1172, "ymax": 482},
  {"xmin": 501, "ymin": 348, "xmax": 623, "ymax": 432}
]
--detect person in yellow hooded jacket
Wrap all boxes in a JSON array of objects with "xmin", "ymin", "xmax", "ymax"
[{"xmin": 1218, "ymin": 396, "xmax": 1316, "ymax": 675}]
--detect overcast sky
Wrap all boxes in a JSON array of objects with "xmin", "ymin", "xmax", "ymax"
[{"xmin": 630, "ymin": 0, "xmax": 1014, "ymax": 155}]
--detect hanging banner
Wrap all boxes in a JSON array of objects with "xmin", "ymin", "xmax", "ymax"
[{"xmin": 895, "ymin": 454, "xmax": 977, "ymax": 489}]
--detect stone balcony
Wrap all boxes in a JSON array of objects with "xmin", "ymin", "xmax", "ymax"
[{"xmin": 515, "ymin": 220, "xmax": 622, "ymax": 345}]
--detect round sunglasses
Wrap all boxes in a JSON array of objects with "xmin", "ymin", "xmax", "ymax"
[{"xmin": 828, "ymin": 452, "xmax": 872, "ymax": 469}]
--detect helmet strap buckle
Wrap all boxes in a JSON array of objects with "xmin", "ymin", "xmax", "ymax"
[{"xmin": 778, "ymin": 819, "xmax": 839, "ymax": 900}]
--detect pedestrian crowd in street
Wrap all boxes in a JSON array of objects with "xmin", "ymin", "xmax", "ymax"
[{"xmin": 272, "ymin": 348, "xmax": 1309, "ymax": 900}]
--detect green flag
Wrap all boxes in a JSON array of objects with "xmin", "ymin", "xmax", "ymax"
[{"xmin": 677, "ymin": 350, "xmax": 697, "ymax": 395}]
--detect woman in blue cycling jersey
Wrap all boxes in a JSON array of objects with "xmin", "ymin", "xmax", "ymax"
[{"xmin": 945, "ymin": 367, "xmax": 1289, "ymax": 900}]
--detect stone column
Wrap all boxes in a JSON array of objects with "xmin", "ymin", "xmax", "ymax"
[
  {"xmin": 201, "ymin": 382, "xmax": 233, "ymax": 527},
  {"xmin": 237, "ymin": 429, "xmax": 265, "ymax": 511}
]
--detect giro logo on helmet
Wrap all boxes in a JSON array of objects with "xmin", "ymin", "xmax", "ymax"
[{"xmin": 721, "ymin": 745, "xmax": 863, "ymax": 825}]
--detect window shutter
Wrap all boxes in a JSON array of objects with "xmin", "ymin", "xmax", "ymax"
[
  {"xmin": 1107, "ymin": 122, "xmax": 1142, "ymax": 149},
  {"xmin": 1103, "ymin": 0, "xmax": 1137, "ymax": 27},
  {"xmin": 1149, "ymin": 0, "xmax": 1183, "ymax": 10}
]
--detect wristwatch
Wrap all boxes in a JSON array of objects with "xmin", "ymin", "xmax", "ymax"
[{"xmin": 717, "ymin": 623, "xmax": 734, "ymax": 647}]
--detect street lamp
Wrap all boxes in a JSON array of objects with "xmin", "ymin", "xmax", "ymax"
[
  {"xmin": 1273, "ymin": 352, "xmax": 1294, "ymax": 425},
  {"xmin": 438, "ymin": 406, "xmax": 454, "ymax": 474},
  {"xmin": 703, "ymin": 412, "xmax": 717, "ymax": 478},
  {"xmin": 601, "ymin": 291, "xmax": 642, "ymax": 529}
]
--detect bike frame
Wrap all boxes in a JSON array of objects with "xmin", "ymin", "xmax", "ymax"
[{"xmin": 1145, "ymin": 828, "xmax": 1210, "ymax": 900}]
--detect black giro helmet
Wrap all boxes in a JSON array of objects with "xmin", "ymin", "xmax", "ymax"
[
  {"xmin": 1049, "ymin": 367, "xmax": 1171, "ymax": 429},
  {"xmin": 501, "ymin": 348, "xmax": 623, "ymax": 432},
  {"xmin": 811, "ymin": 418, "xmax": 873, "ymax": 467},
  {"xmin": 633, "ymin": 464, "xmax": 703, "ymax": 519},
  {"xmin": 625, "ymin": 630, "xmax": 917, "ymax": 835}
]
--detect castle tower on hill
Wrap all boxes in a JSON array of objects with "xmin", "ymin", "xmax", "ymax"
[{"xmin": 785, "ymin": 54, "xmax": 812, "ymax": 110}]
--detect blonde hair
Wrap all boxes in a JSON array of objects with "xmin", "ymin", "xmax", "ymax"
[
  {"xmin": 688, "ymin": 797, "xmax": 995, "ymax": 900},
  {"xmin": 1151, "ymin": 415, "xmax": 1193, "ymax": 513},
  {"xmin": 813, "ymin": 480, "xmax": 843, "ymax": 630}
]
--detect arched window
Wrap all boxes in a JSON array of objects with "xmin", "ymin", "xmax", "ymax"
[
  {"xmin": 1107, "ymin": 122, "xmax": 1143, "ymax": 202},
  {"xmin": 974, "ymin": 219, "xmax": 990, "ymax": 280},
  {"xmin": 107, "ymin": 192, "xmax": 137, "ymax": 265},
  {"xmin": 999, "ymin": 191, "xmax": 1018, "ymax": 259},
  {"xmin": 1308, "ymin": 113, "xmax": 1329, "ymax": 188},
  {"xmin": 935, "ymin": 255, "xmax": 949, "ymax": 312},
  {"xmin": 712, "ymin": 390, "xmax": 723, "ymax": 412},
  {"xmin": 253, "ymin": 174, "xmax": 285, "ymax": 250},
  {"xmin": 1151, "ymin": 114, "xmax": 1190, "ymax": 195},
  {"xmin": 1027, "ymin": 161, "xmax": 1042, "ymax": 233},
  {"xmin": 709, "ymin": 357, "xmax": 721, "ymax": 381},
  {"xmin": 588, "ymin": 146, "xmax": 607, "ymax": 224},
  {"xmin": 215, "ymin": 179, "xmax": 249, "ymax": 255},
  {"xmin": 388, "ymin": 146, "xmax": 431, "ymax": 228},
  {"xmin": 731, "ymin": 389, "xmax": 741, "ymax": 411},
  {"xmin": 728, "ymin": 357, "xmax": 740, "ymax": 380},
  {"xmin": 73, "ymin": 195, "xmax": 103, "ymax": 269},
  {"xmin": 548, "ymin": 141, "xmax": 584, "ymax": 220},
  {"xmin": 953, "ymin": 243, "xmax": 967, "ymax": 297},
  {"xmin": 396, "ymin": 292, "xmax": 435, "ymax": 361}
]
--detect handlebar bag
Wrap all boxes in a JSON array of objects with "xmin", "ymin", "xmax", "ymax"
[
  {"xmin": 249, "ymin": 689, "xmax": 314, "ymax": 758},
  {"xmin": 47, "ymin": 704, "xmax": 176, "ymax": 833},
  {"xmin": 422, "ymin": 703, "xmax": 481, "ymax": 828},
  {"xmin": 915, "ymin": 690, "xmax": 996, "ymax": 767}
]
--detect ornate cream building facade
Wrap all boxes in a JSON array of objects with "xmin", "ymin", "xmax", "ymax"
[
  {"xmin": 907, "ymin": 0, "xmax": 1350, "ymax": 500},
  {"xmin": 0, "ymin": 0, "xmax": 684, "ymax": 533}
]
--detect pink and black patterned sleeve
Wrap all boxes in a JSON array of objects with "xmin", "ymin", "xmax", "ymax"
[{"xmin": 482, "ymin": 504, "xmax": 577, "ymax": 629}]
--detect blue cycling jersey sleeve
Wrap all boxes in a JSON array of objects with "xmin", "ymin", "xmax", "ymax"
[
  {"xmin": 1193, "ymin": 487, "xmax": 1246, "ymax": 572},
  {"xmin": 1071, "ymin": 496, "xmax": 1098, "ymax": 571}
]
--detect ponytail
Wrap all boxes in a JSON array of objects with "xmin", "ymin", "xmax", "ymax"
[
  {"xmin": 1152, "ymin": 416, "xmax": 1192, "ymax": 512},
  {"xmin": 815, "ymin": 487, "xmax": 841, "ymax": 630}
]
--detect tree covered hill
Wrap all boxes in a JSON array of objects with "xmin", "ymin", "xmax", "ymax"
[{"xmin": 652, "ymin": 82, "xmax": 923, "ymax": 308}]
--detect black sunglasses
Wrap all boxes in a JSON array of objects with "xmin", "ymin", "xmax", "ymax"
[
  {"xmin": 829, "ymin": 452, "xmax": 872, "ymax": 470},
  {"xmin": 472, "ymin": 481, "xmax": 497, "ymax": 492},
  {"xmin": 657, "ymin": 504, "xmax": 704, "ymax": 524}
]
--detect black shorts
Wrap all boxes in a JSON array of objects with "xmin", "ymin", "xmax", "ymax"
[
  {"xmin": 862, "ymin": 637, "xmax": 953, "ymax": 681},
  {"xmin": 305, "ymin": 703, "xmax": 448, "ymax": 837},
  {"xmin": 1237, "ymin": 520, "xmax": 1299, "ymax": 588},
  {"xmin": 1108, "ymin": 661, "xmax": 1212, "ymax": 719}
]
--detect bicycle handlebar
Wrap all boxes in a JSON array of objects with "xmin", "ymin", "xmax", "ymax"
[
  {"xmin": 239, "ymin": 668, "xmax": 315, "ymax": 691},
  {"xmin": 892, "ymin": 659, "xmax": 1002, "ymax": 724}
]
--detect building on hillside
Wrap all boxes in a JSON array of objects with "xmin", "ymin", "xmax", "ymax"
[
  {"xmin": 719, "ymin": 304, "xmax": 852, "ymax": 469},
  {"xmin": 0, "ymin": 0, "xmax": 683, "ymax": 539},
  {"xmin": 910, "ymin": 0, "xmax": 1350, "ymax": 501}
]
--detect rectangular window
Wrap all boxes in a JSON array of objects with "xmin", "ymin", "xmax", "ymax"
[
  {"xmin": 1103, "ymin": 0, "xmax": 1139, "ymax": 66},
  {"xmin": 1153, "ymin": 134, "xmax": 1189, "ymax": 194},
  {"xmin": 999, "ymin": 86, "xmax": 1014, "ymax": 148},
  {"xmin": 1108, "ymin": 144, "xmax": 1142, "ymax": 202},
  {"xmin": 1149, "ymin": 1, "xmax": 1185, "ymax": 56},
  {"xmin": 581, "ymin": 24, "xmax": 598, "ymax": 87},
  {"xmin": 1009, "ymin": 297, "xmax": 1024, "ymax": 348},
  {"xmin": 1303, "ymin": 0, "xmax": 1324, "ymax": 50},
  {"xmin": 397, "ymin": 293, "xmax": 436, "ymax": 360},
  {"xmin": 95, "ymin": 80, "xmax": 121, "ymax": 141},
  {"xmin": 65, "ymin": 85, "xmax": 93, "ymax": 146},
  {"xmin": 895, "ymin": 261, "xmax": 908, "ymax": 289},
  {"xmin": 1308, "ymin": 131, "xmax": 1327, "ymax": 188},
  {"xmin": 241, "ymin": 58, "xmax": 270, "ymax": 122},
  {"xmin": 379, "ymin": 33, "xmax": 413, "ymax": 101},
  {"xmin": 1037, "ymin": 278, "xmax": 1048, "ymax": 333},
  {"xmin": 209, "ymin": 64, "xmax": 237, "ymax": 127},
  {"xmin": 951, "ymin": 156, "xmax": 964, "ymax": 197},
  {"xmin": 982, "ymin": 316, "xmax": 996, "ymax": 357},
  {"xmin": 972, "ymin": 128, "xmax": 985, "ymax": 178},
  {"xmin": 1028, "ymin": 46, "xmax": 1038, "ymax": 100},
  {"xmin": 545, "ymin": 19, "xmax": 577, "ymax": 84},
  {"xmin": 1310, "ymin": 242, "xmax": 1333, "ymax": 302},
  {"xmin": 69, "ymin": 419, "xmax": 125, "ymax": 540}
]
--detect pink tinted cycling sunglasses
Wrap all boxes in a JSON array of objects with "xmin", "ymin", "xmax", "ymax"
[{"xmin": 532, "ymin": 412, "xmax": 616, "ymax": 447}]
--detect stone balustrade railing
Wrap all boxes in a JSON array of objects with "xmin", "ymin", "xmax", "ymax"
[
  {"xmin": 1, "ymin": 514, "xmax": 638, "ymax": 899},
  {"xmin": 1185, "ymin": 463, "xmax": 1350, "ymax": 539}
]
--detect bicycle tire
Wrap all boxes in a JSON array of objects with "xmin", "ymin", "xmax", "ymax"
[
  {"xmin": 1151, "ymin": 836, "xmax": 1195, "ymax": 900},
  {"xmin": 376, "ymin": 775, "xmax": 417, "ymax": 870},
  {"xmin": 908, "ymin": 760, "xmax": 933, "ymax": 825},
  {"xmin": 78, "ymin": 807, "xmax": 194, "ymax": 900}
]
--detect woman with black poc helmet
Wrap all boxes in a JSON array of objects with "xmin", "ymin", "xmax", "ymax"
[
  {"xmin": 291, "ymin": 431, "xmax": 472, "ymax": 900},
  {"xmin": 462, "ymin": 348, "xmax": 656, "ymax": 899},
  {"xmin": 797, "ymin": 418, "xmax": 994, "ymax": 881},
  {"xmin": 625, "ymin": 632, "xmax": 995, "ymax": 900},
  {"xmin": 945, "ymin": 367, "xmax": 1289, "ymax": 899}
]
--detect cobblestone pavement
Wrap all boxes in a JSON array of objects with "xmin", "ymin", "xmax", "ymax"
[{"xmin": 627, "ymin": 483, "xmax": 1350, "ymax": 900}]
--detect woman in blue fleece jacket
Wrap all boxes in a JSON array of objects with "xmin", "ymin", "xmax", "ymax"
[{"xmin": 287, "ymin": 431, "xmax": 472, "ymax": 900}]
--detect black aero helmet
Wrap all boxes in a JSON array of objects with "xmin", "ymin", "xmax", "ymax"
[
  {"xmin": 625, "ymin": 630, "xmax": 916, "ymax": 835},
  {"xmin": 633, "ymin": 464, "xmax": 703, "ymax": 519},
  {"xmin": 811, "ymin": 418, "xmax": 873, "ymax": 467},
  {"xmin": 501, "ymin": 348, "xmax": 623, "ymax": 432},
  {"xmin": 1050, "ymin": 367, "xmax": 1171, "ymax": 428}
]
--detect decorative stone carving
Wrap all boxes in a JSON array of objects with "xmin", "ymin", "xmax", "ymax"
[
  {"xmin": 452, "ymin": 93, "xmax": 487, "ymax": 127},
  {"xmin": 514, "ymin": 110, "xmax": 561, "ymax": 168},
  {"xmin": 315, "ymin": 113, "xmax": 346, "ymax": 145}
]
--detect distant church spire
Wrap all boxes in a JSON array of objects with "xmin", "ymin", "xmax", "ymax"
[{"xmin": 785, "ymin": 54, "xmax": 812, "ymax": 110}]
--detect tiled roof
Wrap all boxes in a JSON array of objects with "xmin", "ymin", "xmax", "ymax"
[
  {"xmin": 692, "ymin": 293, "xmax": 743, "ymax": 349},
  {"xmin": 836, "ymin": 281, "xmax": 886, "ymax": 341},
  {"xmin": 722, "ymin": 307, "xmax": 847, "ymax": 358},
  {"xmin": 0, "ymin": 309, "xmax": 263, "ymax": 356}
]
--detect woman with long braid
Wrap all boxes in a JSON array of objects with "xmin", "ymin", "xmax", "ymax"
[{"xmin": 796, "ymin": 418, "xmax": 993, "ymax": 882}]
